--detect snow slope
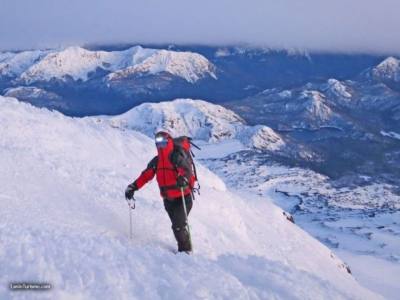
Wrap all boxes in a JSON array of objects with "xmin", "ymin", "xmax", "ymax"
[
  {"xmin": 12, "ymin": 46, "xmax": 215, "ymax": 84},
  {"xmin": 109, "ymin": 98, "xmax": 286, "ymax": 151},
  {"xmin": 0, "ymin": 96, "xmax": 380, "ymax": 299}
]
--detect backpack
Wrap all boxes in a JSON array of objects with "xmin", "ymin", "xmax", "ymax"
[{"xmin": 172, "ymin": 136, "xmax": 201, "ymax": 194}]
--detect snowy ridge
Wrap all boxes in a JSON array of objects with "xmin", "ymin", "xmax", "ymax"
[
  {"xmin": 324, "ymin": 79, "xmax": 352, "ymax": 99},
  {"xmin": 371, "ymin": 57, "xmax": 400, "ymax": 82},
  {"xmin": 234, "ymin": 83, "xmax": 350, "ymax": 132},
  {"xmin": 1, "ymin": 46, "xmax": 216, "ymax": 84},
  {"xmin": 0, "ymin": 50, "xmax": 50, "ymax": 77},
  {"xmin": 0, "ymin": 96, "xmax": 379, "ymax": 299},
  {"xmin": 237, "ymin": 125, "xmax": 286, "ymax": 151},
  {"xmin": 107, "ymin": 50, "xmax": 216, "ymax": 83},
  {"xmin": 109, "ymin": 98, "xmax": 245, "ymax": 140},
  {"xmin": 19, "ymin": 46, "xmax": 133, "ymax": 83},
  {"xmin": 108, "ymin": 98, "xmax": 286, "ymax": 151},
  {"xmin": 300, "ymin": 90, "xmax": 333, "ymax": 122}
]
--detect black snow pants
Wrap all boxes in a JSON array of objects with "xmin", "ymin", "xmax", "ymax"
[{"xmin": 163, "ymin": 193, "xmax": 193, "ymax": 252}]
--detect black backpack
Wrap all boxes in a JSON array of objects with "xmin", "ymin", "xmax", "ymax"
[{"xmin": 172, "ymin": 136, "xmax": 201, "ymax": 194}]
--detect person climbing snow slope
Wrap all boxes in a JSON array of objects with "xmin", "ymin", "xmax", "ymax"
[{"xmin": 125, "ymin": 131, "xmax": 198, "ymax": 253}]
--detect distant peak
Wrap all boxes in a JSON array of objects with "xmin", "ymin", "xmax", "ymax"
[
  {"xmin": 325, "ymin": 78, "xmax": 352, "ymax": 98},
  {"xmin": 377, "ymin": 56, "xmax": 399, "ymax": 68},
  {"xmin": 372, "ymin": 56, "xmax": 400, "ymax": 82}
]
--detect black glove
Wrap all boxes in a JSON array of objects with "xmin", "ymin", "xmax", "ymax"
[
  {"xmin": 177, "ymin": 176, "xmax": 189, "ymax": 188},
  {"xmin": 125, "ymin": 183, "xmax": 138, "ymax": 200}
]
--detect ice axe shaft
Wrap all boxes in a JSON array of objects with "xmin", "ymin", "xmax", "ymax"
[
  {"xmin": 129, "ymin": 205, "xmax": 133, "ymax": 240},
  {"xmin": 127, "ymin": 197, "xmax": 135, "ymax": 240},
  {"xmin": 180, "ymin": 187, "xmax": 193, "ymax": 251}
]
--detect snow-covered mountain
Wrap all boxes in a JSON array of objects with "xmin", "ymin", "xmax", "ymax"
[
  {"xmin": 106, "ymin": 49, "xmax": 216, "ymax": 83},
  {"xmin": 229, "ymin": 65, "xmax": 400, "ymax": 133},
  {"xmin": 230, "ymin": 84, "xmax": 351, "ymax": 131},
  {"xmin": 323, "ymin": 78, "xmax": 353, "ymax": 100},
  {"xmin": 108, "ymin": 98, "xmax": 286, "ymax": 151},
  {"xmin": 109, "ymin": 98, "xmax": 245, "ymax": 140},
  {"xmin": 226, "ymin": 71, "xmax": 399, "ymax": 182},
  {"xmin": 0, "ymin": 46, "xmax": 215, "ymax": 84},
  {"xmin": 19, "ymin": 46, "xmax": 118, "ymax": 83},
  {"xmin": 0, "ymin": 45, "xmax": 388, "ymax": 117},
  {"xmin": 0, "ymin": 95, "xmax": 380, "ymax": 299},
  {"xmin": 370, "ymin": 56, "xmax": 400, "ymax": 83},
  {"xmin": 0, "ymin": 50, "xmax": 50, "ymax": 78}
]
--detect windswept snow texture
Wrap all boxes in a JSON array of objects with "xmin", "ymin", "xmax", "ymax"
[
  {"xmin": 0, "ymin": 96, "xmax": 380, "ymax": 300},
  {"xmin": 109, "ymin": 98, "xmax": 286, "ymax": 151},
  {"xmin": 12, "ymin": 46, "xmax": 215, "ymax": 84}
]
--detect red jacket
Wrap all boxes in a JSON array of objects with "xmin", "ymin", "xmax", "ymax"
[{"xmin": 133, "ymin": 136, "xmax": 194, "ymax": 199}]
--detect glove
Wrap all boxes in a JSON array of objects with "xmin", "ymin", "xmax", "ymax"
[
  {"xmin": 177, "ymin": 176, "xmax": 189, "ymax": 188},
  {"xmin": 125, "ymin": 183, "xmax": 138, "ymax": 200}
]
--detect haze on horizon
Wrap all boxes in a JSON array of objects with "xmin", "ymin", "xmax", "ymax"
[{"xmin": 0, "ymin": 0, "xmax": 399, "ymax": 55}]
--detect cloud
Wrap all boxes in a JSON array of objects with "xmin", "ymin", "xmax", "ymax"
[{"xmin": 1, "ymin": 0, "xmax": 399, "ymax": 54}]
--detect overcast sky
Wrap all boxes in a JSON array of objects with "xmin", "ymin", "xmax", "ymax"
[{"xmin": 1, "ymin": 0, "xmax": 399, "ymax": 54}]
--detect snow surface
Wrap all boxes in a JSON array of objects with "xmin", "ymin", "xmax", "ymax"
[
  {"xmin": 0, "ymin": 96, "xmax": 380, "ymax": 299},
  {"xmin": 11, "ymin": 46, "xmax": 215, "ymax": 84},
  {"xmin": 108, "ymin": 98, "xmax": 286, "ymax": 151}
]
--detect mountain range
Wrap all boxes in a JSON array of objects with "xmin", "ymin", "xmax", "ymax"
[
  {"xmin": 0, "ymin": 45, "xmax": 388, "ymax": 114},
  {"xmin": 1, "ymin": 44, "xmax": 399, "ymax": 185}
]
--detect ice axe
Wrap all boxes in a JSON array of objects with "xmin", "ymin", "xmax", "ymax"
[
  {"xmin": 180, "ymin": 187, "xmax": 193, "ymax": 252},
  {"xmin": 126, "ymin": 196, "xmax": 136, "ymax": 240}
]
